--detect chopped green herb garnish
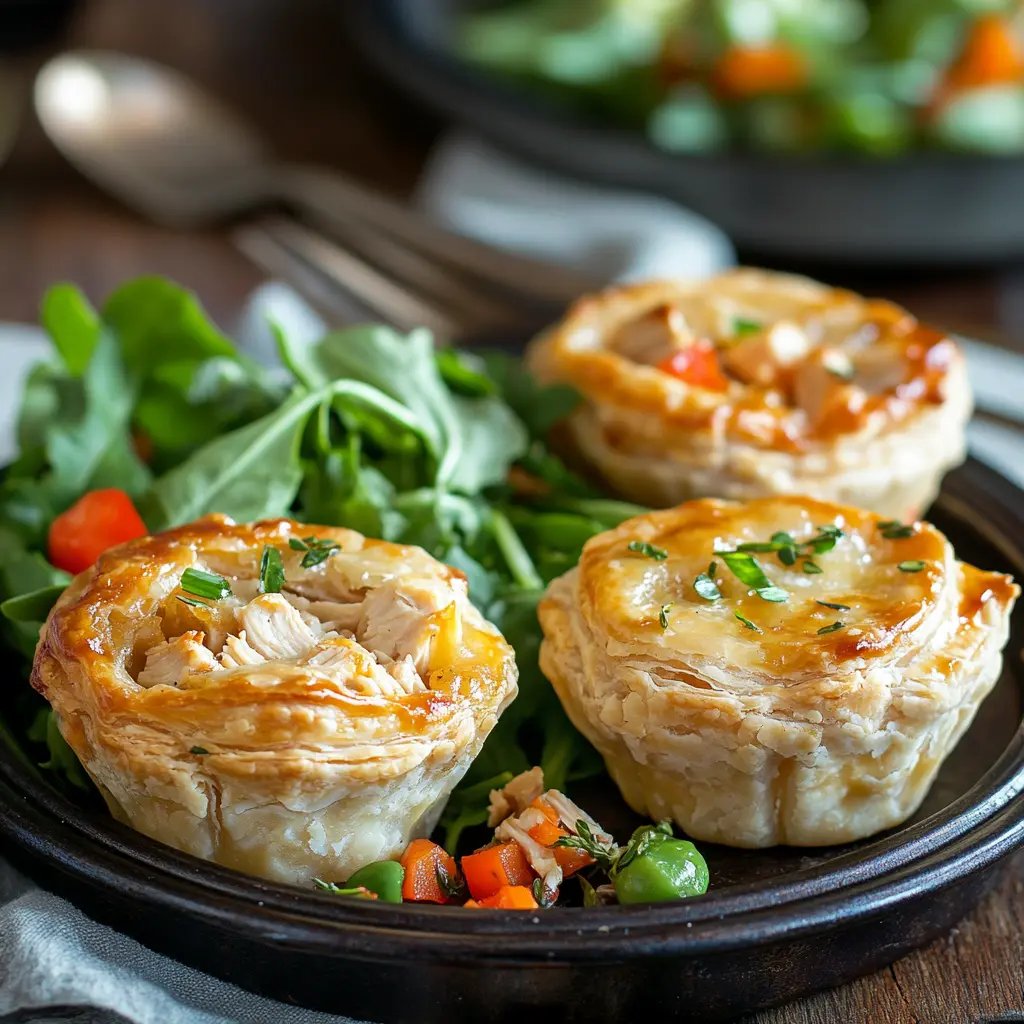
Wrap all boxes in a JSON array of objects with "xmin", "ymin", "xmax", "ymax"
[
  {"xmin": 190, "ymin": 745, "xmax": 209, "ymax": 755},
  {"xmin": 553, "ymin": 820, "xmax": 618, "ymax": 873},
  {"xmin": 292, "ymin": 535, "xmax": 341, "ymax": 569},
  {"xmin": 579, "ymin": 874, "xmax": 600, "ymax": 907},
  {"xmin": 802, "ymin": 560, "xmax": 823, "ymax": 574},
  {"xmin": 628, "ymin": 540, "xmax": 668, "ymax": 561},
  {"xmin": 733, "ymin": 317, "xmax": 762, "ymax": 336},
  {"xmin": 707, "ymin": 560, "xmax": 717, "ymax": 577},
  {"xmin": 176, "ymin": 595, "xmax": 207, "ymax": 608},
  {"xmin": 817, "ymin": 621, "xmax": 845, "ymax": 635},
  {"xmin": 816, "ymin": 600, "xmax": 851, "ymax": 611},
  {"xmin": 735, "ymin": 610, "xmax": 762, "ymax": 633},
  {"xmin": 878, "ymin": 520, "xmax": 915, "ymax": 540},
  {"xmin": 180, "ymin": 567, "xmax": 232, "ymax": 601},
  {"xmin": 436, "ymin": 862, "xmax": 467, "ymax": 901},
  {"xmin": 898, "ymin": 560, "xmax": 926, "ymax": 573},
  {"xmin": 259, "ymin": 545, "xmax": 285, "ymax": 594},
  {"xmin": 313, "ymin": 878, "xmax": 376, "ymax": 898},
  {"xmin": 659, "ymin": 604, "xmax": 671, "ymax": 629},
  {"xmin": 532, "ymin": 877, "xmax": 556, "ymax": 908},
  {"xmin": 714, "ymin": 550, "xmax": 788, "ymax": 603},
  {"xmin": 771, "ymin": 531, "xmax": 795, "ymax": 546},
  {"xmin": 693, "ymin": 573, "xmax": 722, "ymax": 601},
  {"xmin": 778, "ymin": 545, "xmax": 797, "ymax": 566}
]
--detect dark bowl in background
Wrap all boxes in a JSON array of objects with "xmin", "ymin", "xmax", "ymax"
[
  {"xmin": 346, "ymin": 0, "xmax": 1024, "ymax": 266},
  {"xmin": 0, "ymin": 0, "xmax": 79, "ymax": 51},
  {"xmin": 3, "ymin": 458, "xmax": 1024, "ymax": 1022}
]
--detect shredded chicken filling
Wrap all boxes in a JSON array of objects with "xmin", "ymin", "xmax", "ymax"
[{"xmin": 136, "ymin": 567, "xmax": 462, "ymax": 697}]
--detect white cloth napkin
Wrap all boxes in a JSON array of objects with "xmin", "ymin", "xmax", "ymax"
[{"xmin": 2, "ymin": 133, "xmax": 1024, "ymax": 1024}]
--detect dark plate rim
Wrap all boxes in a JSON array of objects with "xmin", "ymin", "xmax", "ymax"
[
  {"xmin": 346, "ymin": 0, "xmax": 1024, "ymax": 175},
  {"xmin": 2, "ymin": 456, "xmax": 1023, "ymax": 961}
]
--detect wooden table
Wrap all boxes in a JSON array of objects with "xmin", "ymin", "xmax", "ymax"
[{"xmin": 2, "ymin": 3, "xmax": 1023, "ymax": 1022}]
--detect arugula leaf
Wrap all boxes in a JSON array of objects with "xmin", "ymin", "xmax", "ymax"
[
  {"xmin": 478, "ymin": 351, "xmax": 581, "ymax": 438},
  {"xmin": 286, "ymin": 326, "xmax": 527, "ymax": 494}
]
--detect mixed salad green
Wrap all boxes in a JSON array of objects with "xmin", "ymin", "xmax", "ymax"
[
  {"xmin": 0, "ymin": 276, "xmax": 647, "ymax": 849},
  {"xmin": 458, "ymin": 0, "xmax": 1024, "ymax": 155}
]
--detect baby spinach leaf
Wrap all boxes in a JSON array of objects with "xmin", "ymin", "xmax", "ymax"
[
  {"xmin": 142, "ymin": 388, "xmax": 316, "ymax": 530},
  {"xmin": 40, "ymin": 283, "xmax": 100, "ymax": 377},
  {"xmin": 42, "ymin": 329, "xmax": 149, "ymax": 504},
  {"xmin": 27, "ymin": 709, "xmax": 90, "ymax": 791},
  {"xmin": 101, "ymin": 276, "xmax": 236, "ymax": 372},
  {"xmin": 447, "ymin": 392, "xmax": 528, "ymax": 493},
  {"xmin": 1, "ymin": 584, "xmax": 67, "ymax": 623}
]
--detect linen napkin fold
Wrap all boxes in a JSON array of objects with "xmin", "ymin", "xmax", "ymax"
[{"xmin": 2, "ymin": 133, "xmax": 1024, "ymax": 1024}]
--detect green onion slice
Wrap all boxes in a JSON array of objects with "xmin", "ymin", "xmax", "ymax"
[
  {"xmin": 628, "ymin": 540, "xmax": 668, "ymax": 561},
  {"xmin": 180, "ymin": 568, "xmax": 232, "ymax": 601},
  {"xmin": 259, "ymin": 546, "xmax": 285, "ymax": 594}
]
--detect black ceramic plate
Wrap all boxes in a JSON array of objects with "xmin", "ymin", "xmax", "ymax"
[
  {"xmin": 2, "ymin": 457, "xmax": 1024, "ymax": 1024},
  {"xmin": 345, "ymin": 0, "xmax": 1024, "ymax": 265}
]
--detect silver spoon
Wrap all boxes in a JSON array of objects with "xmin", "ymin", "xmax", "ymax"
[{"xmin": 33, "ymin": 51, "xmax": 599, "ymax": 306}]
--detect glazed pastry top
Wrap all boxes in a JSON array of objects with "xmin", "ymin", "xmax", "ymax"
[
  {"xmin": 572, "ymin": 496, "xmax": 1016, "ymax": 683},
  {"xmin": 528, "ymin": 268, "xmax": 963, "ymax": 452},
  {"xmin": 32, "ymin": 514, "xmax": 517, "ymax": 781}
]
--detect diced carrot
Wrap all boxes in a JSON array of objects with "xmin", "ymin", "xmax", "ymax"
[
  {"xmin": 400, "ymin": 839, "xmax": 459, "ymax": 904},
  {"xmin": 656, "ymin": 340, "xmax": 730, "ymax": 391},
  {"xmin": 461, "ymin": 842, "xmax": 535, "ymax": 901},
  {"xmin": 474, "ymin": 885, "xmax": 539, "ymax": 910},
  {"xmin": 944, "ymin": 15, "xmax": 1024, "ymax": 94},
  {"xmin": 48, "ymin": 488, "xmax": 148, "ymax": 576},
  {"xmin": 712, "ymin": 45, "xmax": 807, "ymax": 99},
  {"xmin": 528, "ymin": 818, "xmax": 595, "ymax": 878}
]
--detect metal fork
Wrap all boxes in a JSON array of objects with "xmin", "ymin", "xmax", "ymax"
[{"xmin": 234, "ymin": 216, "xmax": 553, "ymax": 346}]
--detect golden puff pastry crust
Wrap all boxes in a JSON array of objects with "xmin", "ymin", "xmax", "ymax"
[
  {"xmin": 32, "ymin": 515, "xmax": 518, "ymax": 885},
  {"xmin": 538, "ymin": 496, "xmax": 1017, "ymax": 848},
  {"xmin": 528, "ymin": 268, "xmax": 971, "ymax": 519}
]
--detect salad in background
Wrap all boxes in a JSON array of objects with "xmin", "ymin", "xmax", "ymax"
[{"xmin": 458, "ymin": 0, "xmax": 1024, "ymax": 155}]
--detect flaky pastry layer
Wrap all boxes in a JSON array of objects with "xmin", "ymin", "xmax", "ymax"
[
  {"xmin": 528, "ymin": 269, "xmax": 971, "ymax": 518},
  {"xmin": 32, "ymin": 515, "xmax": 518, "ymax": 884},
  {"xmin": 537, "ymin": 496, "xmax": 1017, "ymax": 847}
]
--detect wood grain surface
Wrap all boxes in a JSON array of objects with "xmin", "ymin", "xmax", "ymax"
[{"xmin": 2, "ymin": 3, "xmax": 1023, "ymax": 1023}]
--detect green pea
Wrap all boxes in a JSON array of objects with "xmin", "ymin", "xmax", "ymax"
[
  {"xmin": 613, "ymin": 838, "xmax": 709, "ymax": 904},
  {"xmin": 345, "ymin": 860, "xmax": 405, "ymax": 904}
]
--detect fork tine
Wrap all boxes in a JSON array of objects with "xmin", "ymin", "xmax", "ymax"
[
  {"xmin": 319, "ymin": 215, "xmax": 539, "ymax": 335},
  {"xmin": 282, "ymin": 165, "xmax": 602, "ymax": 307},
  {"xmin": 242, "ymin": 217, "xmax": 461, "ymax": 339},
  {"xmin": 233, "ymin": 222, "xmax": 375, "ymax": 325}
]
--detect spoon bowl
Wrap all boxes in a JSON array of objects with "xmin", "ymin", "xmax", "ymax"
[{"xmin": 35, "ymin": 51, "xmax": 276, "ymax": 224}]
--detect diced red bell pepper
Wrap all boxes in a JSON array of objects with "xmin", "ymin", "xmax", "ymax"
[
  {"xmin": 461, "ymin": 842, "xmax": 535, "ymax": 901},
  {"xmin": 47, "ymin": 488, "xmax": 148, "ymax": 576},
  {"xmin": 400, "ymin": 839, "xmax": 459, "ymax": 904},
  {"xmin": 656, "ymin": 340, "xmax": 729, "ymax": 392}
]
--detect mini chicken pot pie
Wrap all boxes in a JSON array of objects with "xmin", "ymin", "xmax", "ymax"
[
  {"xmin": 527, "ymin": 268, "xmax": 971, "ymax": 520},
  {"xmin": 538, "ymin": 496, "xmax": 1017, "ymax": 848},
  {"xmin": 31, "ymin": 515, "xmax": 518, "ymax": 885}
]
